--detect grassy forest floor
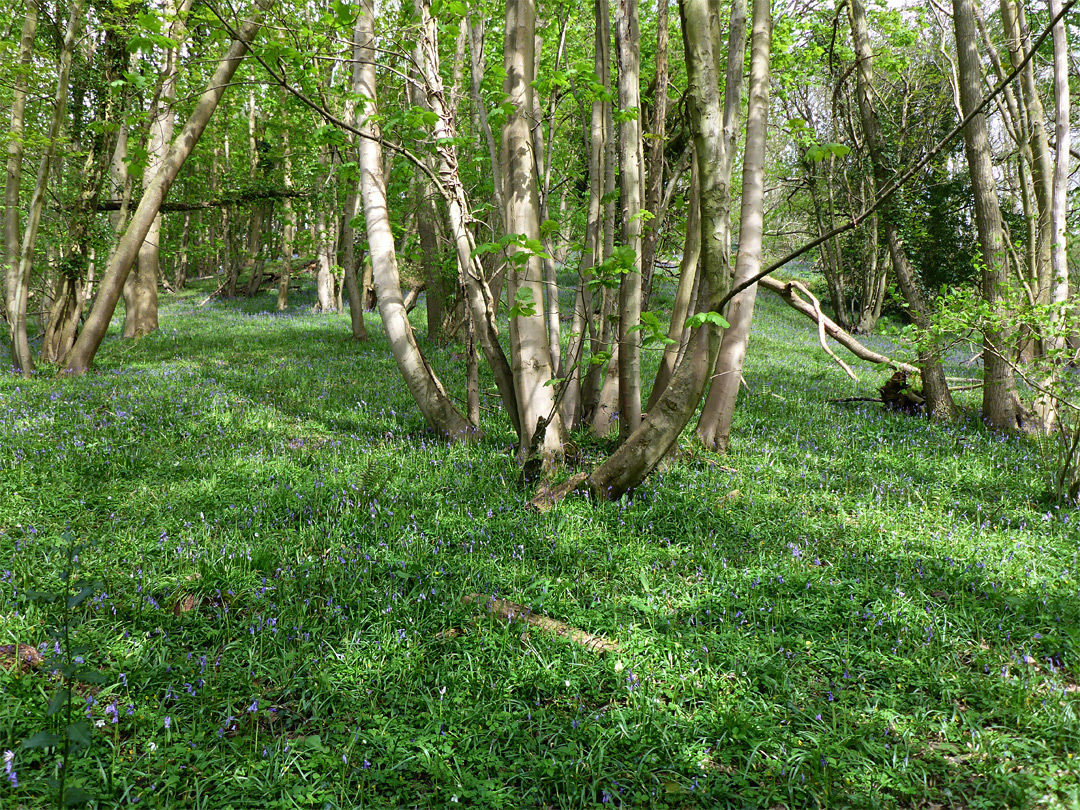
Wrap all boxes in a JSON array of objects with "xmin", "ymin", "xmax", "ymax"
[{"xmin": 2, "ymin": 278, "xmax": 1079, "ymax": 809}]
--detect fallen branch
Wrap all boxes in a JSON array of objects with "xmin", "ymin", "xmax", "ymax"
[
  {"xmin": 760, "ymin": 277, "xmax": 919, "ymax": 376},
  {"xmin": 91, "ymin": 187, "xmax": 305, "ymax": 212},
  {"xmin": 790, "ymin": 279, "xmax": 858, "ymax": 381},
  {"xmin": 461, "ymin": 593, "xmax": 619, "ymax": 655}
]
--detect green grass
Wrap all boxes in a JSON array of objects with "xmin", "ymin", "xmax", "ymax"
[{"xmin": 1, "ymin": 280, "xmax": 1078, "ymax": 809}]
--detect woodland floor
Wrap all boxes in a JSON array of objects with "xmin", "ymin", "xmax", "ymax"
[{"xmin": 1, "ymin": 277, "xmax": 1079, "ymax": 809}]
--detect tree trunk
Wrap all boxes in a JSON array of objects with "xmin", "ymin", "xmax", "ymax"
[
  {"xmin": 695, "ymin": 0, "xmax": 771, "ymax": 453},
  {"xmin": 503, "ymin": 0, "xmax": 564, "ymax": 460},
  {"xmin": 354, "ymin": 0, "xmax": 475, "ymax": 442},
  {"xmin": 414, "ymin": 0, "xmax": 522, "ymax": 437},
  {"xmin": 61, "ymin": 0, "xmax": 275, "ymax": 375},
  {"xmin": 691, "ymin": 0, "xmax": 747, "ymax": 442},
  {"xmin": 3, "ymin": 0, "xmax": 37, "ymax": 362},
  {"xmin": 952, "ymin": 0, "xmax": 1023, "ymax": 430},
  {"xmin": 123, "ymin": 0, "xmax": 188, "ymax": 338},
  {"xmin": 277, "ymin": 126, "xmax": 294, "ymax": 310},
  {"xmin": 561, "ymin": 5, "xmax": 608, "ymax": 429},
  {"xmin": 175, "ymin": 210, "xmax": 191, "ymax": 289},
  {"xmin": 848, "ymin": 0, "xmax": 955, "ymax": 420},
  {"xmin": 1034, "ymin": 0, "xmax": 1071, "ymax": 429},
  {"xmin": 8, "ymin": 0, "xmax": 81, "ymax": 375},
  {"xmin": 640, "ymin": 0, "xmax": 668, "ymax": 312},
  {"xmin": 242, "ymin": 205, "xmax": 267, "ymax": 296},
  {"xmin": 614, "ymin": 0, "xmax": 645, "ymax": 441}
]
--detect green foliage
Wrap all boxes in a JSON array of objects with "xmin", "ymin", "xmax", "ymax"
[{"xmin": 1, "ymin": 284, "xmax": 1078, "ymax": 808}]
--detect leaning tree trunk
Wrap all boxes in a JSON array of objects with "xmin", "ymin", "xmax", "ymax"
[
  {"xmin": 123, "ymin": 0, "xmax": 189, "ymax": 338},
  {"xmin": 695, "ymin": 0, "xmax": 771, "ymax": 453},
  {"xmin": 952, "ymin": 0, "xmax": 1023, "ymax": 430},
  {"xmin": 503, "ymin": 0, "xmax": 564, "ymax": 461},
  {"xmin": 848, "ymin": 0, "xmax": 955, "ymax": 420},
  {"xmin": 648, "ymin": 155, "xmax": 700, "ymax": 409},
  {"xmin": 354, "ymin": 0, "xmax": 475, "ymax": 442},
  {"xmin": 61, "ymin": 0, "xmax": 275, "ymax": 375}
]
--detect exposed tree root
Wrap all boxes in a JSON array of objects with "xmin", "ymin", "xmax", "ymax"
[{"xmin": 461, "ymin": 593, "xmax": 619, "ymax": 655}]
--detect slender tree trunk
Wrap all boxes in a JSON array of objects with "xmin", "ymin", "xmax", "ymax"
[
  {"xmin": 1001, "ymin": 0, "xmax": 1052, "ymax": 305},
  {"xmin": 61, "ymin": 0, "xmax": 275, "ymax": 375},
  {"xmin": 413, "ymin": 0, "xmax": 522, "ymax": 437},
  {"xmin": 561, "ymin": 9, "xmax": 608, "ymax": 429},
  {"xmin": 175, "ymin": 210, "xmax": 191, "ymax": 289},
  {"xmin": 354, "ymin": 0, "xmax": 475, "ymax": 442},
  {"xmin": 241, "ymin": 205, "xmax": 267, "ymax": 295},
  {"xmin": 9, "ymin": 0, "xmax": 81, "ymax": 375},
  {"xmin": 848, "ymin": 0, "xmax": 955, "ymax": 420},
  {"xmin": 503, "ymin": 0, "xmax": 564, "ymax": 460},
  {"xmin": 695, "ymin": 0, "xmax": 771, "ymax": 453},
  {"xmin": 3, "ymin": 0, "xmax": 37, "ymax": 346},
  {"xmin": 277, "ymin": 126, "xmax": 294, "ymax": 310},
  {"xmin": 640, "ymin": 0, "xmax": 668, "ymax": 312},
  {"xmin": 1035, "ymin": 0, "xmax": 1071, "ymax": 429},
  {"xmin": 952, "ymin": 0, "xmax": 1023, "ymax": 430},
  {"xmin": 614, "ymin": 0, "xmax": 645, "ymax": 441}
]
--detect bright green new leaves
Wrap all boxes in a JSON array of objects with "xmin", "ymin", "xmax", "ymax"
[{"xmin": 685, "ymin": 311, "xmax": 731, "ymax": 329}]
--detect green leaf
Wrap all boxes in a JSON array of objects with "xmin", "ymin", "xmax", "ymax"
[
  {"xmin": 68, "ymin": 584, "xmax": 95, "ymax": 609},
  {"xmin": 72, "ymin": 670, "xmax": 109, "ymax": 686},
  {"xmin": 21, "ymin": 731, "xmax": 62, "ymax": 750},
  {"xmin": 63, "ymin": 785, "xmax": 94, "ymax": 806},
  {"xmin": 67, "ymin": 721, "xmax": 93, "ymax": 748},
  {"xmin": 684, "ymin": 311, "xmax": 731, "ymax": 329},
  {"xmin": 824, "ymin": 142, "xmax": 851, "ymax": 158},
  {"xmin": 47, "ymin": 688, "xmax": 71, "ymax": 717}
]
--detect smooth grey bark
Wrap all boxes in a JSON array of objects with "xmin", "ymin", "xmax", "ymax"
[
  {"xmin": 503, "ymin": 0, "xmax": 564, "ymax": 460},
  {"xmin": 354, "ymin": 0, "xmax": 475, "ymax": 442},
  {"xmin": 124, "ymin": 0, "xmax": 190, "ymax": 338},
  {"xmin": 3, "ymin": 0, "xmax": 37, "ymax": 349},
  {"xmin": 562, "ymin": 0, "xmax": 610, "ymax": 429},
  {"xmin": 695, "ymin": 0, "xmax": 771, "ymax": 453},
  {"xmin": 614, "ymin": 0, "xmax": 645, "ymax": 441},
  {"xmin": 648, "ymin": 156, "xmax": 699, "ymax": 410},
  {"xmin": 640, "ymin": 0, "xmax": 668, "ymax": 311},
  {"xmin": 847, "ymin": 0, "xmax": 955, "ymax": 420},
  {"xmin": 61, "ymin": 0, "xmax": 274, "ymax": 375},
  {"xmin": 1000, "ymin": 0, "xmax": 1052, "ymax": 303},
  {"xmin": 952, "ymin": 0, "xmax": 1023, "ymax": 429}
]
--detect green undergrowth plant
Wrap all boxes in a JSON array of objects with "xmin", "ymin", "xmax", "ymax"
[{"xmin": 0, "ymin": 279, "xmax": 1077, "ymax": 808}]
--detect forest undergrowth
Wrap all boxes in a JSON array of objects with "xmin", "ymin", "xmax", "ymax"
[{"xmin": 1, "ymin": 279, "xmax": 1078, "ymax": 809}]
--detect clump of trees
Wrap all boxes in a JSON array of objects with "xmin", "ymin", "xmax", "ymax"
[{"xmin": 1, "ymin": 0, "xmax": 1076, "ymax": 497}]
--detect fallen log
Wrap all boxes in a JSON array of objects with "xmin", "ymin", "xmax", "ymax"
[{"xmin": 461, "ymin": 593, "xmax": 619, "ymax": 655}]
